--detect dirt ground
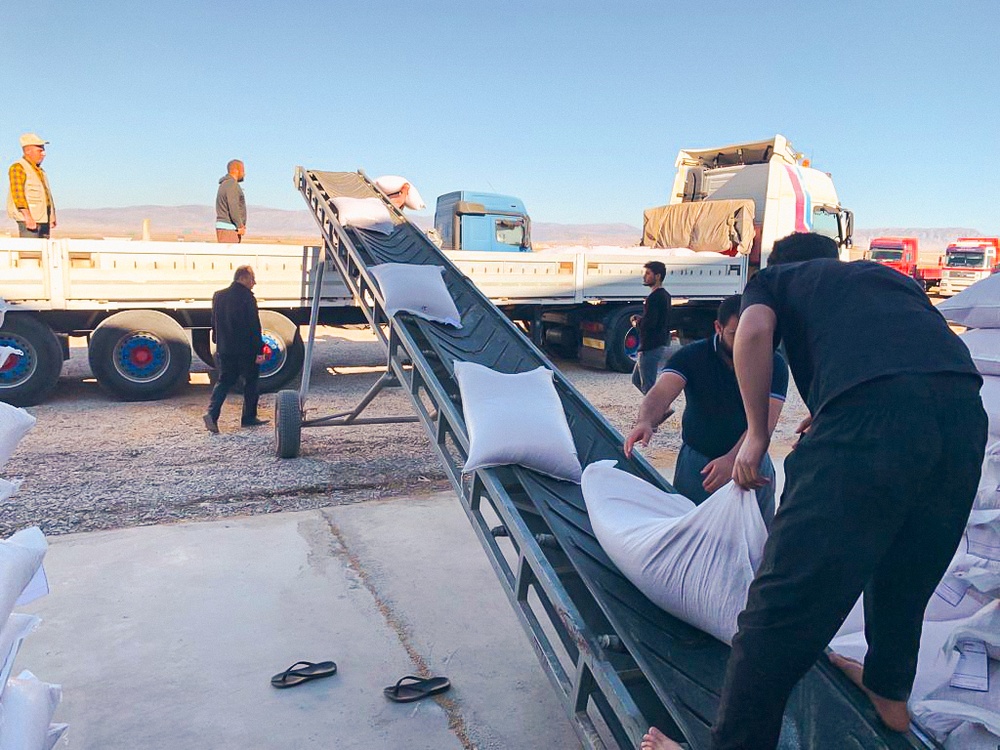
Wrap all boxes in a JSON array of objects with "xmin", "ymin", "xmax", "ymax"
[{"xmin": 2, "ymin": 326, "xmax": 808, "ymax": 536}]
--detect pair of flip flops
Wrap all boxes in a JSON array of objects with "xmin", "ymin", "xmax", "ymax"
[
  {"xmin": 383, "ymin": 674, "xmax": 451, "ymax": 703},
  {"xmin": 271, "ymin": 660, "xmax": 338, "ymax": 689}
]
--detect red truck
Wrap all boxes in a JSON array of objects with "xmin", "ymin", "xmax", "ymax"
[{"xmin": 865, "ymin": 237, "xmax": 942, "ymax": 292}]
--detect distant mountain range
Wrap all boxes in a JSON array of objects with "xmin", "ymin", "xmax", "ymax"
[{"xmin": 3, "ymin": 205, "xmax": 983, "ymax": 252}]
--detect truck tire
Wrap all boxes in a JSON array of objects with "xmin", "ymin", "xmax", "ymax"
[
  {"xmin": 88, "ymin": 310, "xmax": 192, "ymax": 401},
  {"xmin": 274, "ymin": 389, "xmax": 302, "ymax": 458},
  {"xmin": 605, "ymin": 306, "xmax": 644, "ymax": 373},
  {"xmin": 191, "ymin": 329, "xmax": 216, "ymax": 368},
  {"xmin": 258, "ymin": 311, "xmax": 304, "ymax": 394},
  {"xmin": 0, "ymin": 313, "xmax": 63, "ymax": 406}
]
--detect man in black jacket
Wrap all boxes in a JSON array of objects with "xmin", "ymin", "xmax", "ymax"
[
  {"xmin": 630, "ymin": 261, "xmax": 672, "ymax": 394},
  {"xmin": 203, "ymin": 266, "xmax": 267, "ymax": 432}
]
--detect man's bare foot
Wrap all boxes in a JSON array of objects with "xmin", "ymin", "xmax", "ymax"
[
  {"xmin": 828, "ymin": 652, "xmax": 911, "ymax": 732},
  {"xmin": 639, "ymin": 725, "xmax": 682, "ymax": 750}
]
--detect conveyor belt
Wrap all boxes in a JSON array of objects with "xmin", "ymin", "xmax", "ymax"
[{"xmin": 294, "ymin": 168, "xmax": 936, "ymax": 750}]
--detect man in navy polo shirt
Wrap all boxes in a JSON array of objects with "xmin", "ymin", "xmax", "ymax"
[{"xmin": 625, "ymin": 294, "xmax": 788, "ymax": 524}]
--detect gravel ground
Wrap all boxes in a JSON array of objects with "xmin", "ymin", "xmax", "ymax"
[{"xmin": 2, "ymin": 326, "xmax": 808, "ymax": 536}]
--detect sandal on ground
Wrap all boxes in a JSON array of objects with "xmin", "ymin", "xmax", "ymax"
[
  {"xmin": 383, "ymin": 675, "xmax": 451, "ymax": 703},
  {"xmin": 271, "ymin": 660, "xmax": 338, "ymax": 689}
]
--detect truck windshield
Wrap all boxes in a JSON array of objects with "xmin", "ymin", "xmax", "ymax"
[
  {"xmin": 869, "ymin": 248, "xmax": 903, "ymax": 261},
  {"xmin": 811, "ymin": 208, "xmax": 840, "ymax": 242},
  {"xmin": 496, "ymin": 218, "xmax": 526, "ymax": 248},
  {"xmin": 946, "ymin": 250, "xmax": 986, "ymax": 268}
]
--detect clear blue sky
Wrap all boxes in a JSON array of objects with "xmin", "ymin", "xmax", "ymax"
[{"xmin": 3, "ymin": 0, "xmax": 998, "ymax": 231}]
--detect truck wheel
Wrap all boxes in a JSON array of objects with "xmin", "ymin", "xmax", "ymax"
[
  {"xmin": 88, "ymin": 310, "xmax": 192, "ymax": 401},
  {"xmin": 0, "ymin": 313, "xmax": 63, "ymax": 406},
  {"xmin": 191, "ymin": 329, "xmax": 216, "ymax": 368},
  {"xmin": 274, "ymin": 389, "xmax": 302, "ymax": 458},
  {"xmin": 258, "ymin": 311, "xmax": 304, "ymax": 394},
  {"xmin": 605, "ymin": 306, "xmax": 644, "ymax": 373}
]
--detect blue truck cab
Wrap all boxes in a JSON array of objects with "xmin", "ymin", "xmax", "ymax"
[{"xmin": 434, "ymin": 191, "xmax": 531, "ymax": 252}]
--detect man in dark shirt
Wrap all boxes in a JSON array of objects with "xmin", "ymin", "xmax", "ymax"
[
  {"xmin": 630, "ymin": 261, "xmax": 672, "ymax": 394},
  {"xmin": 636, "ymin": 233, "xmax": 986, "ymax": 750},
  {"xmin": 203, "ymin": 266, "xmax": 268, "ymax": 433},
  {"xmin": 625, "ymin": 295, "xmax": 788, "ymax": 525}
]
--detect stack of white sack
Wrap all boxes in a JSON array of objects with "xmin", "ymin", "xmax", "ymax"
[
  {"xmin": 0, "ymin": 528, "xmax": 66, "ymax": 749},
  {"xmin": 582, "ymin": 460, "xmax": 766, "ymax": 644},
  {"xmin": 0, "ymin": 402, "xmax": 35, "ymax": 503}
]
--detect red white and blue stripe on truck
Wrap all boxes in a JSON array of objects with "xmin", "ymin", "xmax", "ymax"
[{"xmin": 784, "ymin": 165, "xmax": 812, "ymax": 232}]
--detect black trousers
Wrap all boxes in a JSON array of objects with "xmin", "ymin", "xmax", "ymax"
[
  {"xmin": 207, "ymin": 351, "xmax": 259, "ymax": 423},
  {"xmin": 711, "ymin": 373, "xmax": 987, "ymax": 750}
]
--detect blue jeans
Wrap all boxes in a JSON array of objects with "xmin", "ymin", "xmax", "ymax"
[
  {"xmin": 631, "ymin": 346, "xmax": 667, "ymax": 394},
  {"xmin": 673, "ymin": 443, "xmax": 776, "ymax": 527}
]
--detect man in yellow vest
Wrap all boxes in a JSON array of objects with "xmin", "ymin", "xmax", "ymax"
[{"xmin": 6, "ymin": 133, "xmax": 56, "ymax": 238}]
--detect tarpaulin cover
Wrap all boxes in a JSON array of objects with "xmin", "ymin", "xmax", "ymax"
[{"xmin": 641, "ymin": 199, "xmax": 755, "ymax": 255}]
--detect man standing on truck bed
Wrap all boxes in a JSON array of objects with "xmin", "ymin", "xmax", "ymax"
[
  {"xmin": 203, "ymin": 265, "xmax": 268, "ymax": 433},
  {"xmin": 630, "ymin": 261, "xmax": 672, "ymax": 394},
  {"xmin": 6, "ymin": 133, "xmax": 56, "ymax": 239},
  {"xmin": 640, "ymin": 232, "xmax": 987, "ymax": 750},
  {"xmin": 216, "ymin": 159, "xmax": 247, "ymax": 243},
  {"xmin": 624, "ymin": 295, "xmax": 787, "ymax": 525}
]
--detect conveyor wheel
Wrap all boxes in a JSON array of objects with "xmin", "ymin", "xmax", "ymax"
[{"xmin": 274, "ymin": 389, "xmax": 302, "ymax": 459}]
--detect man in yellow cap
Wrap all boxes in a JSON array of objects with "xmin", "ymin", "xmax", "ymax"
[{"xmin": 6, "ymin": 133, "xmax": 56, "ymax": 238}]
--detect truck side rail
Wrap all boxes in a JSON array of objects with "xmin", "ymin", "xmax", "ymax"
[{"xmin": 296, "ymin": 167, "xmax": 934, "ymax": 750}]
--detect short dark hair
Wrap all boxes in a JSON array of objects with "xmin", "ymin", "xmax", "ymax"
[
  {"xmin": 644, "ymin": 261, "xmax": 666, "ymax": 282},
  {"xmin": 768, "ymin": 232, "xmax": 839, "ymax": 266},
  {"xmin": 717, "ymin": 294, "xmax": 741, "ymax": 326}
]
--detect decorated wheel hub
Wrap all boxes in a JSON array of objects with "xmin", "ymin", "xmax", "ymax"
[
  {"xmin": 113, "ymin": 331, "xmax": 170, "ymax": 383},
  {"xmin": 0, "ymin": 334, "xmax": 37, "ymax": 388},
  {"xmin": 259, "ymin": 332, "xmax": 286, "ymax": 377},
  {"xmin": 624, "ymin": 327, "xmax": 641, "ymax": 363}
]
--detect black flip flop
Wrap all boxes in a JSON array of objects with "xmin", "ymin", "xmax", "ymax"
[
  {"xmin": 383, "ymin": 675, "xmax": 451, "ymax": 703},
  {"xmin": 271, "ymin": 660, "xmax": 338, "ymax": 689}
]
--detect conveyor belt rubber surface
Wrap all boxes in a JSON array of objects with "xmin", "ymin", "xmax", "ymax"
[{"xmin": 300, "ymin": 170, "xmax": 935, "ymax": 750}]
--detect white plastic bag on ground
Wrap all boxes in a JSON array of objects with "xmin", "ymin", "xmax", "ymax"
[
  {"xmin": 0, "ymin": 528, "xmax": 47, "ymax": 627},
  {"xmin": 374, "ymin": 175, "xmax": 426, "ymax": 211},
  {"xmin": 583, "ymin": 460, "xmax": 766, "ymax": 644},
  {"xmin": 0, "ymin": 403, "xmax": 35, "ymax": 472},
  {"xmin": 0, "ymin": 670, "xmax": 61, "ymax": 750},
  {"xmin": 0, "ymin": 614, "xmax": 40, "ymax": 693}
]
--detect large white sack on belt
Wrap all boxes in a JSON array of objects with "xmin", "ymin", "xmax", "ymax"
[
  {"xmin": 0, "ymin": 403, "xmax": 35, "ymax": 472},
  {"xmin": 583, "ymin": 460, "xmax": 766, "ymax": 644}
]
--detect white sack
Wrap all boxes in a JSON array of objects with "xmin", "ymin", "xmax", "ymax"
[
  {"xmin": 44, "ymin": 725, "xmax": 68, "ymax": 750},
  {"xmin": 0, "ymin": 348, "xmax": 22, "ymax": 371},
  {"xmin": 976, "ymin": 443, "xmax": 1000, "ymax": 511},
  {"xmin": 943, "ymin": 722, "xmax": 1000, "ymax": 749},
  {"xmin": 0, "ymin": 403, "xmax": 35, "ymax": 472},
  {"xmin": 0, "ymin": 614, "xmax": 40, "ymax": 693},
  {"xmin": 454, "ymin": 363, "xmax": 581, "ymax": 482},
  {"xmin": 374, "ymin": 175, "xmax": 426, "ymax": 211},
  {"xmin": 982, "ymin": 376, "xmax": 1000, "ymax": 442},
  {"xmin": 961, "ymin": 329, "xmax": 1000, "ymax": 376},
  {"xmin": 944, "ymin": 601, "xmax": 1000, "ymax": 659},
  {"xmin": 938, "ymin": 274, "xmax": 1000, "ymax": 329},
  {"xmin": 368, "ymin": 264, "xmax": 462, "ymax": 328},
  {"xmin": 583, "ymin": 460, "xmax": 766, "ymax": 644},
  {"xmin": 967, "ymin": 510, "xmax": 1000, "ymax": 561},
  {"xmin": 0, "ymin": 479, "xmax": 21, "ymax": 504},
  {"xmin": 331, "ymin": 196, "xmax": 394, "ymax": 235},
  {"xmin": 0, "ymin": 671, "xmax": 61, "ymax": 750},
  {"xmin": 0, "ymin": 528, "xmax": 47, "ymax": 627}
]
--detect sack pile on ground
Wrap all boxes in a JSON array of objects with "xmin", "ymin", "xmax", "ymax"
[
  {"xmin": 826, "ymin": 278, "xmax": 1000, "ymax": 746},
  {"xmin": 0, "ymin": 403, "xmax": 66, "ymax": 748}
]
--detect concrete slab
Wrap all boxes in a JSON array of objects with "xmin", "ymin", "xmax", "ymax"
[{"xmin": 17, "ymin": 493, "xmax": 583, "ymax": 750}]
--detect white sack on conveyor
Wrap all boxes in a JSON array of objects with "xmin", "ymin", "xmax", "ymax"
[
  {"xmin": 0, "ymin": 528, "xmax": 47, "ymax": 628},
  {"xmin": 0, "ymin": 403, "xmax": 35, "ymax": 472},
  {"xmin": 0, "ymin": 614, "xmax": 39, "ymax": 693},
  {"xmin": 944, "ymin": 601, "xmax": 1000, "ymax": 659},
  {"xmin": 982, "ymin": 376, "xmax": 1000, "ymax": 441},
  {"xmin": 454, "ymin": 363, "xmax": 582, "ymax": 482},
  {"xmin": 368, "ymin": 264, "xmax": 462, "ymax": 328},
  {"xmin": 374, "ymin": 175, "xmax": 426, "ymax": 211},
  {"xmin": 961, "ymin": 329, "xmax": 1000, "ymax": 376},
  {"xmin": 938, "ymin": 274, "xmax": 1000, "ymax": 329},
  {"xmin": 976, "ymin": 443, "xmax": 1000, "ymax": 511},
  {"xmin": 967, "ymin": 510, "xmax": 1000, "ymax": 561},
  {"xmin": 583, "ymin": 460, "xmax": 766, "ymax": 644},
  {"xmin": 43, "ymin": 726, "xmax": 68, "ymax": 750},
  {"xmin": 331, "ymin": 196, "xmax": 395, "ymax": 235},
  {"xmin": 0, "ymin": 347, "xmax": 22, "ymax": 371},
  {"xmin": 0, "ymin": 671, "xmax": 61, "ymax": 750}
]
